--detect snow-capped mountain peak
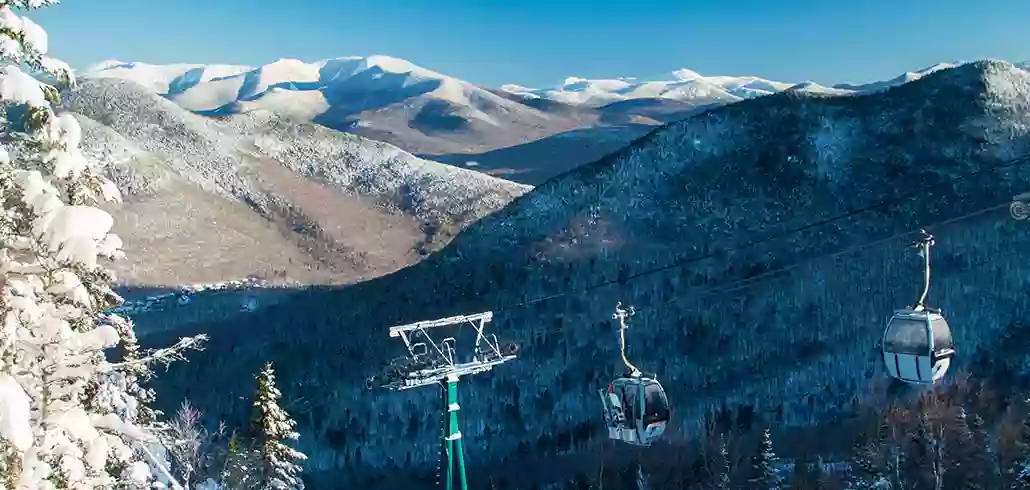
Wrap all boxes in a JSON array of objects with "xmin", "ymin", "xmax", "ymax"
[
  {"xmin": 671, "ymin": 68, "xmax": 703, "ymax": 81},
  {"xmin": 80, "ymin": 54, "xmax": 524, "ymax": 125},
  {"xmin": 82, "ymin": 59, "xmax": 253, "ymax": 94},
  {"xmin": 503, "ymin": 69, "xmax": 794, "ymax": 108},
  {"xmin": 831, "ymin": 61, "xmax": 963, "ymax": 92},
  {"xmin": 360, "ymin": 54, "xmax": 421, "ymax": 74}
]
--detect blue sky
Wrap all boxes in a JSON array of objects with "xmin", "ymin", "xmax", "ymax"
[{"xmin": 32, "ymin": 0, "xmax": 1030, "ymax": 88}]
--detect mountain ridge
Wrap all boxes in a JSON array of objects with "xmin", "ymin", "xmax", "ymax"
[
  {"xmin": 82, "ymin": 57, "xmax": 1030, "ymax": 186},
  {"xmin": 78, "ymin": 56, "xmax": 800, "ymax": 184},
  {"xmin": 145, "ymin": 60, "xmax": 1030, "ymax": 489}
]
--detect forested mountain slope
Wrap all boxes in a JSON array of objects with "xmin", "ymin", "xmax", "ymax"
[{"xmin": 148, "ymin": 60, "xmax": 1030, "ymax": 488}]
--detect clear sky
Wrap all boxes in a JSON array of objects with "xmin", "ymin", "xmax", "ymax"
[{"xmin": 31, "ymin": 0, "xmax": 1030, "ymax": 88}]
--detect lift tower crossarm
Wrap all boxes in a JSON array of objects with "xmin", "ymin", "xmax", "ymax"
[{"xmin": 389, "ymin": 312, "xmax": 493, "ymax": 336}]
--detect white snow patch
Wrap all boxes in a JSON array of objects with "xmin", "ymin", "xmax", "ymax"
[
  {"xmin": 82, "ymin": 60, "xmax": 252, "ymax": 94},
  {"xmin": 502, "ymin": 70, "xmax": 791, "ymax": 107},
  {"xmin": 0, "ymin": 374, "xmax": 31, "ymax": 450},
  {"xmin": 808, "ymin": 115, "xmax": 857, "ymax": 182}
]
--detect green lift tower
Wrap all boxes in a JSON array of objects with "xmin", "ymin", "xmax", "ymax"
[{"xmin": 369, "ymin": 311, "xmax": 517, "ymax": 490}]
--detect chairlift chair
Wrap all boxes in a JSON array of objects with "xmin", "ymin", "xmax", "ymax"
[
  {"xmin": 882, "ymin": 230, "xmax": 955, "ymax": 385},
  {"xmin": 597, "ymin": 303, "xmax": 670, "ymax": 447}
]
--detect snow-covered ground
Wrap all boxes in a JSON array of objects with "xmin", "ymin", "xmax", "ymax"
[
  {"xmin": 500, "ymin": 70, "xmax": 793, "ymax": 107},
  {"xmin": 108, "ymin": 278, "xmax": 276, "ymax": 315}
]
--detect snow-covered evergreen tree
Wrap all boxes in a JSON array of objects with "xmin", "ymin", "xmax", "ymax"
[
  {"xmin": 812, "ymin": 457, "xmax": 831, "ymax": 490},
  {"xmin": 193, "ymin": 429, "xmax": 260, "ymax": 490},
  {"xmin": 1014, "ymin": 408, "xmax": 1030, "ymax": 490},
  {"xmin": 102, "ymin": 313, "xmax": 159, "ymax": 426},
  {"xmin": 221, "ymin": 429, "xmax": 259, "ymax": 490},
  {"xmin": 715, "ymin": 434, "xmax": 731, "ymax": 490},
  {"xmin": 748, "ymin": 428, "xmax": 784, "ymax": 490},
  {"xmin": 946, "ymin": 406, "xmax": 992, "ymax": 490},
  {"xmin": 0, "ymin": 1, "xmax": 204, "ymax": 487},
  {"xmin": 250, "ymin": 362, "xmax": 306, "ymax": 489}
]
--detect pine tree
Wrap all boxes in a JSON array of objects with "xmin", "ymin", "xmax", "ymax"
[
  {"xmin": 970, "ymin": 413, "xmax": 1001, "ymax": 488},
  {"xmin": 1013, "ymin": 408, "xmax": 1030, "ymax": 490},
  {"xmin": 848, "ymin": 440, "xmax": 890, "ymax": 490},
  {"xmin": 788, "ymin": 453, "xmax": 816, "ymax": 490},
  {"xmin": 250, "ymin": 362, "xmax": 307, "ymax": 489},
  {"xmin": 104, "ymin": 313, "xmax": 159, "ymax": 426},
  {"xmin": 811, "ymin": 457, "xmax": 832, "ymax": 490},
  {"xmin": 213, "ymin": 430, "xmax": 259, "ymax": 490},
  {"xmin": 0, "ymin": 1, "xmax": 204, "ymax": 488},
  {"xmin": 749, "ymin": 428, "xmax": 785, "ymax": 490},
  {"xmin": 946, "ymin": 406, "xmax": 991, "ymax": 490},
  {"xmin": 903, "ymin": 411, "xmax": 945, "ymax": 490},
  {"xmin": 715, "ymin": 434, "xmax": 731, "ymax": 490}
]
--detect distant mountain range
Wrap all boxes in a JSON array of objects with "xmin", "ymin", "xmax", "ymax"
[{"xmin": 89, "ymin": 56, "xmax": 1014, "ymax": 185}]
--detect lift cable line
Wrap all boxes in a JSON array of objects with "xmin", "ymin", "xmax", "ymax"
[
  {"xmin": 510, "ymin": 199, "xmax": 1011, "ymax": 343},
  {"xmin": 368, "ymin": 311, "xmax": 517, "ymax": 490},
  {"xmin": 491, "ymin": 152, "xmax": 1030, "ymax": 315},
  {"xmin": 642, "ymin": 200, "xmax": 1011, "ymax": 318}
]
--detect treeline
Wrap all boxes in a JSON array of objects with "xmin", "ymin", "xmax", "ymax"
[
  {"xmin": 164, "ymin": 363, "xmax": 307, "ymax": 490},
  {"xmin": 534, "ymin": 377, "xmax": 1030, "ymax": 490}
]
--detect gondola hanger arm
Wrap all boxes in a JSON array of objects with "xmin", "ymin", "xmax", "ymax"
[
  {"xmin": 613, "ymin": 302, "xmax": 642, "ymax": 377},
  {"xmin": 910, "ymin": 229, "xmax": 935, "ymax": 310}
]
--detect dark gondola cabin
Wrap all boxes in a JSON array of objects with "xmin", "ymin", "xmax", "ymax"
[
  {"xmin": 598, "ymin": 303, "xmax": 671, "ymax": 446},
  {"xmin": 882, "ymin": 308, "xmax": 954, "ymax": 384},
  {"xmin": 600, "ymin": 375, "xmax": 670, "ymax": 446}
]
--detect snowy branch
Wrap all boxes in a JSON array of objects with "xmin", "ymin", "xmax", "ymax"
[{"xmin": 109, "ymin": 333, "xmax": 209, "ymax": 372}]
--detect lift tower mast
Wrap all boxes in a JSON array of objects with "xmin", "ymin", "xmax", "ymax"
[{"xmin": 369, "ymin": 311, "xmax": 517, "ymax": 490}]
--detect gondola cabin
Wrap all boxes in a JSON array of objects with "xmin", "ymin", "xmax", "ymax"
[
  {"xmin": 882, "ymin": 308, "xmax": 955, "ymax": 384},
  {"xmin": 597, "ymin": 375, "xmax": 670, "ymax": 446}
]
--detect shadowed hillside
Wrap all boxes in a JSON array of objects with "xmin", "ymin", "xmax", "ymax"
[{"xmin": 143, "ymin": 61, "xmax": 1030, "ymax": 488}]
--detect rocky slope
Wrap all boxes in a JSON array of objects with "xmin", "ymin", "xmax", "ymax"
[
  {"xmin": 62, "ymin": 78, "xmax": 529, "ymax": 287},
  {"xmin": 145, "ymin": 61, "xmax": 1030, "ymax": 488}
]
